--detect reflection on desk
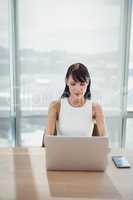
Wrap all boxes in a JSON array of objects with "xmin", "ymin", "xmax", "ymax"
[
  {"xmin": 0, "ymin": 148, "xmax": 132, "ymax": 200},
  {"xmin": 47, "ymin": 171, "xmax": 120, "ymax": 199}
]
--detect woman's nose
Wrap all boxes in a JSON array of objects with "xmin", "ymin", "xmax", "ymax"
[{"xmin": 75, "ymin": 85, "xmax": 82, "ymax": 92}]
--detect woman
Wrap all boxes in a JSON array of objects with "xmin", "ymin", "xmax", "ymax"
[{"xmin": 42, "ymin": 63, "xmax": 106, "ymax": 146}]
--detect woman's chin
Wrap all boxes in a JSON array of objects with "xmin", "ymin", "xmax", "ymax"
[{"xmin": 74, "ymin": 94, "xmax": 83, "ymax": 99}]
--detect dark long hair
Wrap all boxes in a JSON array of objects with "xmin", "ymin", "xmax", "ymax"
[{"xmin": 61, "ymin": 63, "xmax": 91, "ymax": 99}]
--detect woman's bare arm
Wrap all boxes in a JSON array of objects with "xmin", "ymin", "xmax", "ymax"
[
  {"xmin": 92, "ymin": 103, "xmax": 107, "ymax": 136},
  {"xmin": 42, "ymin": 100, "xmax": 60, "ymax": 147},
  {"xmin": 44, "ymin": 100, "xmax": 60, "ymax": 136}
]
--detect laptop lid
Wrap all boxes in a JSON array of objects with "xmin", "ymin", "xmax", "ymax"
[{"xmin": 45, "ymin": 136, "xmax": 110, "ymax": 171}]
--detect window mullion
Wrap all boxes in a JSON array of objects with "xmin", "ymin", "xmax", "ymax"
[{"xmin": 120, "ymin": 0, "xmax": 132, "ymax": 148}]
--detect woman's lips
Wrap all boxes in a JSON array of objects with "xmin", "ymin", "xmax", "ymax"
[{"xmin": 75, "ymin": 93, "xmax": 80, "ymax": 96}]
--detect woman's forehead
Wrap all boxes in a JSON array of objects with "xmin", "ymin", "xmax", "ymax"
[
  {"xmin": 67, "ymin": 75, "xmax": 75, "ymax": 81},
  {"xmin": 67, "ymin": 75, "xmax": 89, "ymax": 83},
  {"xmin": 67, "ymin": 75, "xmax": 79, "ymax": 82}
]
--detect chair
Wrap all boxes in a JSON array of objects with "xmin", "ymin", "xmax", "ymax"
[{"xmin": 42, "ymin": 121, "xmax": 100, "ymax": 147}]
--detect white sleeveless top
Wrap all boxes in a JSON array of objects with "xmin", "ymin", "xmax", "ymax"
[{"xmin": 58, "ymin": 98, "xmax": 94, "ymax": 136}]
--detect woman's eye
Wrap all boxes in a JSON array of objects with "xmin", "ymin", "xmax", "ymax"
[
  {"xmin": 71, "ymin": 83, "xmax": 76, "ymax": 86},
  {"xmin": 80, "ymin": 83, "xmax": 85, "ymax": 86}
]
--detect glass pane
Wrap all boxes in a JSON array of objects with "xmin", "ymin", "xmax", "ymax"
[
  {"xmin": 0, "ymin": 118, "xmax": 12, "ymax": 147},
  {"xmin": 0, "ymin": 0, "xmax": 12, "ymax": 146},
  {"xmin": 106, "ymin": 116, "xmax": 121, "ymax": 147},
  {"xmin": 17, "ymin": 0, "xmax": 123, "ymax": 146},
  {"xmin": 127, "ymin": 2, "xmax": 133, "ymax": 110},
  {"xmin": 20, "ymin": 117, "xmax": 46, "ymax": 146},
  {"xmin": 125, "ymin": 119, "xmax": 133, "ymax": 148}
]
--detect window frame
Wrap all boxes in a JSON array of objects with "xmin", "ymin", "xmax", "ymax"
[{"xmin": 7, "ymin": 0, "xmax": 133, "ymax": 147}]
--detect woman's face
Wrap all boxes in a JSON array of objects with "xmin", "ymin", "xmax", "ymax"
[{"xmin": 66, "ymin": 75, "xmax": 89, "ymax": 99}]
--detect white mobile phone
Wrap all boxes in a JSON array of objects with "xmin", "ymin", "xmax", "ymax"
[{"xmin": 112, "ymin": 156, "xmax": 131, "ymax": 168}]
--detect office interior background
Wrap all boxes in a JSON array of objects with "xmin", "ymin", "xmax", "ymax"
[{"xmin": 0, "ymin": 0, "xmax": 133, "ymax": 148}]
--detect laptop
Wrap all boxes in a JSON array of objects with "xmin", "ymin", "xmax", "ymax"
[{"xmin": 45, "ymin": 135, "xmax": 110, "ymax": 171}]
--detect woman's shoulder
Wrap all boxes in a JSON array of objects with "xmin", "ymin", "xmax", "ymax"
[
  {"xmin": 92, "ymin": 102, "xmax": 103, "ymax": 116},
  {"xmin": 92, "ymin": 102, "xmax": 102, "ymax": 110},
  {"xmin": 49, "ymin": 99, "xmax": 61, "ymax": 114}
]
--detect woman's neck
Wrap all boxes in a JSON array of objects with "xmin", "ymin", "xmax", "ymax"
[{"xmin": 68, "ymin": 96, "xmax": 85, "ymax": 107}]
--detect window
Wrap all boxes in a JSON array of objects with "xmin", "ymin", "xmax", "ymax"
[
  {"xmin": 0, "ymin": 0, "xmax": 132, "ymax": 147},
  {"xmin": 125, "ymin": 119, "xmax": 133, "ymax": 148},
  {"xmin": 17, "ymin": 0, "xmax": 123, "ymax": 146},
  {"xmin": 128, "ymin": 2, "xmax": 133, "ymax": 111},
  {"xmin": 126, "ymin": 1, "xmax": 133, "ymax": 148},
  {"xmin": 0, "ymin": 0, "xmax": 12, "ymax": 146}
]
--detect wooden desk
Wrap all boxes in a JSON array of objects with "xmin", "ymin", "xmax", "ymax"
[{"xmin": 0, "ymin": 148, "xmax": 132, "ymax": 200}]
